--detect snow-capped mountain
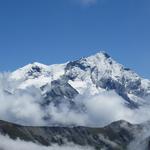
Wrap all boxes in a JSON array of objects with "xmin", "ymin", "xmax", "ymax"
[
  {"xmin": 9, "ymin": 51, "xmax": 150, "ymax": 108},
  {"xmin": 1, "ymin": 51, "xmax": 150, "ymax": 126}
]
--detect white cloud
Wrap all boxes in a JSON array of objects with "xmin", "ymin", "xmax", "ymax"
[
  {"xmin": 0, "ymin": 73, "xmax": 150, "ymax": 127},
  {"xmin": 71, "ymin": 0, "xmax": 97, "ymax": 6},
  {"xmin": 0, "ymin": 73, "xmax": 46, "ymax": 126},
  {"xmin": 46, "ymin": 91, "xmax": 133, "ymax": 126},
  {"xmin": 127, "ymin": 122, "xmax": 150, "ymax": 150},
  {"xmin": 80, "ymin": 0, "xmax": 97, "ymax": 5},
  {"xmin": 0, "ymin": 134, "xmax": 93, "ymax": 150}
]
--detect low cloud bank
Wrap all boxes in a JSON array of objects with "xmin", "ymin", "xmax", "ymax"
[
  {"xmin": 0, "ymin": 134, "xmax": 93, "ymax": 150},
  {"xmin": 0, "ymin": 73, "xmax": 46, "ymax": 125},
  {"xmin": 47, "ymin": 91, "xmax": 133, "ymax": 126},
  {"xmin": 127, "ymin": 121, "xmax": 150, "ymax": 150},
  {"xmin": 0, "ymin": 73, "xmax": 150, "ymax": 127}
]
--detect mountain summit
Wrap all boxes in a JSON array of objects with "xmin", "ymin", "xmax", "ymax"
[{"xmin": 9, "ymin": 51, "xmax": 150, "ymax": 107}]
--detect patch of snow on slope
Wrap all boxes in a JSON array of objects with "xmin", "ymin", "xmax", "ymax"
[{"xmin": 10, "ymin": 62, "xmax": 66, "ymax": 89}]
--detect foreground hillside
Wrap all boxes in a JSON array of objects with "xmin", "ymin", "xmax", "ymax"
[{"xmin": 0, "ymin": 120, "xmax": 149, "ymax": 150}]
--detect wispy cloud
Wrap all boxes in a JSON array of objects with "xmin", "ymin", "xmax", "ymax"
[
  {"xmin": 0, "ymin": 134, "xmax": 93, "ymax": 150},
  {"xmin": 72, "ymin": 0, "xmax": 97, "ymax": 6},
  {"xmin": 80, "ymin": 0, "xmax": 97, "ymax": 5}
]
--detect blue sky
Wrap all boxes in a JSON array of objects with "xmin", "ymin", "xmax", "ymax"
[{"xmin": 0, "ymin": 0, "xmax": 149, "ymax": 78}]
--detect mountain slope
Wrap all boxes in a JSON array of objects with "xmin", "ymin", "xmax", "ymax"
[
  {"xmin": 0, "ymin": 120, "xmax": 140, "ymax": 150},
  {"xmin": 1, "ymin": 51, "xmax": 150, "ymax": 126},
  {"xmin": 8, "ymin": 52, "xmax": 150, "ymax": 107}
]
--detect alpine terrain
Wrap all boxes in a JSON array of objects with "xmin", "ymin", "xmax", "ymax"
[
  {"xmin": 9, "ymin": 51, "xmax": 150, "ymax": 108},
  {"xmin": 0, "ymin": 51, "xmax": 150, "ymax": 150}
]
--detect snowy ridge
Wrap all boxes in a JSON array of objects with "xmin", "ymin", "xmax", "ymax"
[
  {"xmin": 9, "ymin": 51, "xmax": 150, "ymax": 106},
  {"xmin": 10, "ymin": 62, "xmax": 66, "ymax": 89}
]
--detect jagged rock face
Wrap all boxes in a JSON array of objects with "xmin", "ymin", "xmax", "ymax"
[
  {"xmin": 9, "ymin": 52, "xmax": 150, "ymax": 108},
  {"xmin": 0, "ymin": 120, "xmax": 141, "ymax": 150},
  {"xmin": 42, "ymin": 79, "xmax": 78, "ymax": 106}
]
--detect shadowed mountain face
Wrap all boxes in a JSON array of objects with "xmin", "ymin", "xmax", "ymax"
[{"xmin": 0, "ymin": 120, "xmax": 143, "ymax": 150}]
